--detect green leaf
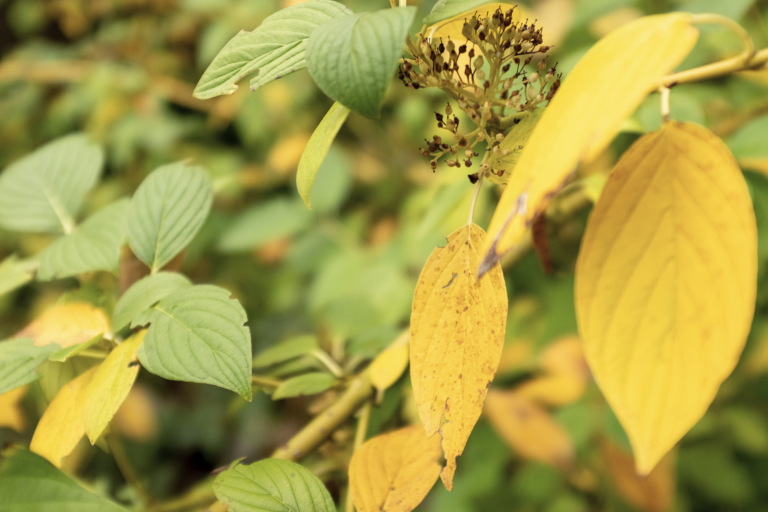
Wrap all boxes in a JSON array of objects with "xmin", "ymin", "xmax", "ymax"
[
  {"xmin": 37, "ymin": 199, "xmax": 130, "ymax": 281},
  {"xmin": 0, "ymin": 255, "xmax": 36, "ymax": 296},
  {"xmin": 423, "ymin": 0, "xmax": 499, "ymax": 25},
  {"xmin": 48, "ymin": 334, "xmax": 103, "ymax": 362},
  {"xmin": 0, "ymin": 134, "xmax": 103, "ymax": 233},
  {"xmin": 134, "ymin": 285, "xmax": 252, "ymax": 400},
  {"xmin": 728, "ymin": 114, "xmax": 768, "ymax": 160},
  {"xmin": 306, "ymin": 7, "xmax": 416, "ymax": 119},
  {"xmin": 213, "ymin": 458, "xmax": 335, "ymax": 512},
  {"xmin": 127, "ymin": 162, "xmax": 213, "ymax": 272},
  {"xmin": 217, "ymin": 198, "xmax": 313, "ymax": 253},
  {"xmin": 0, "ymin": 447, "xmax": 128, "ymax": 512},
  {"xmin": 297, "ymin": 102, "xmax": 350, "ymax": 209},
  {"xmin": 0, "ymin": 338, "xmax": 60, "ymax": 396},
  {"xmin": 253, "ymin": 335, "xmax": 318, "ymax": 368},
  {"xmin": 112, "ymin": 272, "xmax": 192, "ymax": 332},
  {"xmin": 193, "ymin": 0, "xmax": 352, "ymax": 100},
  {"xmin": 272, "ymin": 372, "xmax": 336, "ymax": 400}
]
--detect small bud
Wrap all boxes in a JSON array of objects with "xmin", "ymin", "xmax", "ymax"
[
  {"xmin": 445, "ymin": 103, "xmax": 453, "ymax": 116},
  {"xmin": 496, "ymin": 133, "xmax": 504, "ymax": 142},
  {"xmin": 492, "ymin": 145, "xmax": 500, "ymax": 154},
  {"xmin": 465, "ymin": 149, "xmax": 474, "ymax": 158},
  {"xmin": 454, "ymin": 132, "xmax": 463, "ymax": 141},
  {"xmin": 480, "ymin": 163, "xmax": 490, "ymax": 173},
  {"xmin": 521, "ymin": 41, "xmax": 533, "ymax": 51},
  {"xmin": 465, "ymin": 159, "xmax": 473, "ymax": 167},
  {"xmin": 468, "ymin": 48, "xmax": 475, "ymax": 59},
  {"xmin": 473, "ymin": 56, "xmax": 484, "ymax": 69},
  {"xmin": 450, "ymin": 146, "xmax": 458, "ymax": 154},
  {"xmin": 435, "ymin": 112, "xmax": 444, "ymax": 123},
  {"xmin": 536, "ymin": 94, "xmax": 544, "ymax": 103},
  {"xmin": 476, "ymin": 132, "xmax": 484, "ymax": 141},
  {"xmin": 430, "ymin": 160, "xmax": 437, "ymax": 171},
  {"xmin": 427, "ymin": 76, "xmax": 440, "ymax": 87},
  {"xmin": 419, "ymin": 60, "xmax": 429, "ymax": 74},
  {"xmin": 526, "ymin": 85, "xmax": 537, "ymax": 100},
  {"xmin": 538, "ymin": 58, "xmax": 547, "ymax": 71},
  {"xmin": 458, "ymin": 44, "xmax": 467, "ymax": 54},
  {"xmin": 528, "ymin": 72, "xmax": 540, "ymax": 83},
  {"xmin": 502, "ymin": 63, "xmax": 511, "ymax": 73},
  {"xmin": 446, "ymin": 40, "xmax": 455, "ymax": 53},
  {"xmin": 476, "ymin": 69, "xmax": 486, "ymax": 81},
  {"xmin": 502, "ymin": 148, "xmax": 511, "ymax": 156},
  {"xmin": 433, "ymin": 135, "xmax": 442, "ymax": 145},
  {"xmin": 521, "ymin": 29, "xmax": 531, "ymax": 40}
]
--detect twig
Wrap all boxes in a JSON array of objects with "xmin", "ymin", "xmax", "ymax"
[
  {"xmin": 312, "ymin": 348, "xmax": 345, "ymax": 378},
  {"xmin": 467, "ymin": 173, "xmax": 484, "ymax": 227},
  {"xmin": 251, "ymin": 375, "xmax": 282, "ymax": 388},
  {"xmin": 107, "ymin": 432, "xmax": 151, "ymax": 505},
  {"xmin": 659, "ymin": 86, "xmax": 671, "ymax": 123},
  {"xmin": 271, "ymin": 372, "xmax": 373, "ymax": 461}
]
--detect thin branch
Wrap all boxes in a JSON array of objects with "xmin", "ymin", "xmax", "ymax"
[
  {"xmin": 659, "ymin": 86, "xmax": 671, "ymax": 123},
  {"xmin": 251, "ymin": 375, "xmax": 282, "ymax": 388},
  {"xmin": 312, "ymin": 348, "xmax": 345, "ymax": 378},
  {"xmin": 467, "ymin": 173, "xmax": 484, "ymax": 226}
]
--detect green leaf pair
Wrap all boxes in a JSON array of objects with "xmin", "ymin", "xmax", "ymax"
[{"xmin": 214, "ymin": 459, "xmax": 335, "ymax": 512}]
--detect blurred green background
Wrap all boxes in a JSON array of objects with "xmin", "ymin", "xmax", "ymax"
[{"xmin": 1, "ymin": 0, "xmax": 768, "ymax": 511}]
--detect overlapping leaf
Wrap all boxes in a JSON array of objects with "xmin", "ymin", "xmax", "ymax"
[
  {"xmin": 481, "ymin": 14, "xmax": 699, "ymax": 273},
  {"xmin": 17, "ymin": 302, "xmax": 110, "ymax": 348},
  {"xmin": 37, "ymin": 199, "xmax": 129, "ymax": 280},
  {"xmin": 111, "ymin": 272, "xmax": 192, "ymax": 332},
  {"xmin": 484, "ymin": 389, "xmax": 573, "ymax": 468},
  {"xmin": 0, "ymin": 134, "xmax": 103, "ymax": 233},
  {"xmin": 297, "ymin": 101, "xmax": 350, "ymax": 209},
  {"xmin": 0, "ymin": 339, "xmax": 59, "ymax": 395},
  {"xmin": 576, "ymin": 122, "xmax": 757, "ymax": 474},
  {"xmin": 349, "ymin": 425, "xmax": 442, "ymax": 512},
  {"xmin": 193, "ymin": 0, "xmax": 352, "ymax": 100},
  {"xmin": 272, "ymin": 373, "xmax": 336, "ymax": 400},
  {"xmin": 30, "ymin": 367, "xmax": 97, "ymax": 467},
  {"xmin": 0, "ymin": 447, "xmax": 128, "ymax": 512},
  {"xmin": 213, "ymin": 459, "xmax": 335, "ymax": 512},
  {"xmin": 370, "ymin": 342, "xmax": 409, "ymax": 394},
  {"xmin": 83, "ymin": 330, "xmax": 145, "ymax": 443},
  {"xmin": 306, "ymin": 7, "xmax": 416, "ymax": 118},
  {"xmin": 134, "ymin": 285, "xmax": 252, "ymax": 400},
  {"xmin": 0, "ymin": 255, "xmax": 36, "ymax": 296},
  {"xmin": 410, "ymin": 223, "xmax": 507, "ymax": 490},
  {"xmin": 127, "ymin": 162, "xmax": 213, "ymax": 272},
  {"xmin": 485, "ymin": 109, "xmax": 544, "ymax": 186},
  {"xmin": 423, "ymin": 0, "xmax": 502, "ymax": 25}
]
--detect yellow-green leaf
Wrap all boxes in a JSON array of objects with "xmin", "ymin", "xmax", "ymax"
[
  {"xmin": 575, "ymin": 121, "xmax": 757, "ymax": 474},
  {"xmin": 30, "ymin": 366, "xmax": 98, "ymax": 467},
  {"xmin": 18, "ymin": 302, "xmax": 110, "ymax": 348},
  {"xmin": 349, "ymin": 425, "xmax": 443, "ymax": 512},
  {"xmin": 83, "ymin": 330, "xmax": 145, "ymax": 443},
  {"xmin": 297, "ymin": 102, "xmax": 350, "ymax": 209},
  {"xmin": 486, "ymin": 108, "xmax": 544, "ymax": 186},
  {"xmin": 410, "ymin": 223, "xmax": 507, "ymax": 490},
  {"xmin": 370, "ymin": 335, "xmax": 409, "ymax": 394},
  {"xmin": 481, "ymin": 14, "xmax": 699, "ymax": 272}
]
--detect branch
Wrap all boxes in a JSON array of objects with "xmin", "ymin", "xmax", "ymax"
[{"xmin": 271, "ymin": 372, "xmax": 373, "ymax": 460}]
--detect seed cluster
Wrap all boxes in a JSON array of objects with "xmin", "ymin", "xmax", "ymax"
[{"xmin": 399, "ymin": 6, "xmax": 561, "ymax": 173}]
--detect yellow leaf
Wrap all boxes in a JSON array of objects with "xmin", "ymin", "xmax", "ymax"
[
  {"xmin": 83, "ymin": 330, "xmax": 145, "ymax": 443},
  {"xmin": 113, "ymin": 384, "xmax": 158, "ymax": 441},
  {"xmin": 515, "ymin": 335, "xmax": 590, "ymax": 406},
  {"xmin": 575, "ymin": 121, "xmax": 757, "ymax": 474},
  {"xmin": 0, "ymin": 386, "xmax": 27, "ymax": 432},
  {"xmin": 427, "ymin": 3, "xmax": 527, "ymax": 41},
  {"xmin": 349, "ymin": 425, "xmax": 443, "ymax": 512},
  {"xmin": 484, "ymin": 389, "xmax": 573, "ymax": 468},
  {"xmin": 481, "ymin": 14, "xmax": 699, "ymax": 272},
  {"xmin": 410, "ymin": 223, "xmax": 507, "ymax": 490},
  {"xmin": 370, "ymin": 335, "xmax": 410, "ymax": 393},
  {"xmin": 18, "ymin": 302, "xmax": 110, "ymax": 348},
  {"xmin": 30, "ymin": 366, "xmax": 98, "ymax": 467},
  {"xmin": 602, "ymin": 441, "xmax": 675, "ymax": 512}
]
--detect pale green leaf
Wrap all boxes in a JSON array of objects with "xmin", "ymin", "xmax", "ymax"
[
  {"xmin": 0, "ymin": 134, "xmax": 103, "ymax": 233},
  {"xmin": 253, "ymin": 335, "xmax": 318, "ymax": 368},
  {"xmin": 37, "ymin": 199, "xmax": 130, "ymax": 281},
  {"xmin": 214, "ymin": 458, "xmax": 335, "ymax": 512},
  {"xmin": 112, "ymin": 272, "xmax": 192, "ymax": 332},
  {"xmin": 486, "ymin": 108, "xmax": 545, "ymax": 185},
  {"xmin": 728, "ymin": 114, "xmax": 768, "ymax": 160},
  {"xmin": 423, "ymin": 0, "xmax": 501, "ymax": 25},
  {"xmin": 297, "ymin": 102, "xmax": 350, "ymax": 209},
  {"xmin": 0, "ymin": 255, "xmax": 36, "ymax": 296},
  {"xmin": 134, "ymin": 285, "xmax": 252, "ymax": 400},
  {"xmin": 193, "ymin": 0, "xmax": 352, "ymax": 100},
  {"xmin": 306, "ymin": 7, "xmax": 416, "ymax": 119},
  {"xmin": 0, "ymin": 338, "xmax": 60, "ymax": 395},
  {"xmin": 0, "ymin": 447, "xmax": 128, "ymax": 512},
  {"xmin": 217, "ymin": 198, "xmax": 312, "ymax": 253},
  {"xmin": 48, "ymin": 334, "xmax": 103, "ymax": 362},
  {"xmin": 127, "ymin": 162, "xmax": 212, "ymax": 272},
  {"xmin": 272, "ymin": 372, "xmax": 336, "ymax": 400}
]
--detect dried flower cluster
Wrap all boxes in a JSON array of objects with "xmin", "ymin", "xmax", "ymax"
[{"xmin": 399, "ymin": 6, "xmax": 561, "ymax": 173}]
